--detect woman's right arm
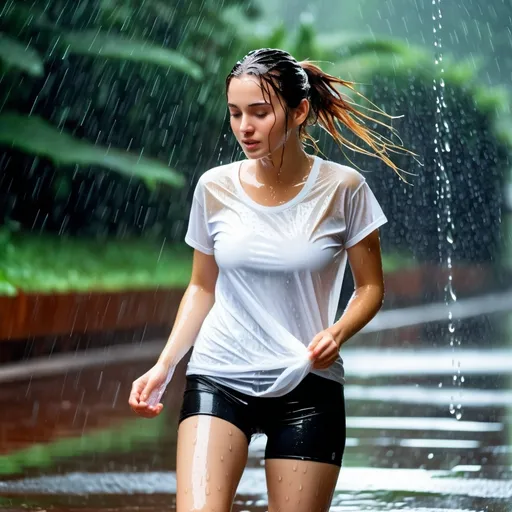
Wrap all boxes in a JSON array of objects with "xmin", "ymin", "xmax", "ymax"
[
  {"xmin": 158, "ymin": 249, "xmax": 218, "ymax": 368},
  {"xmin": 129, "ymin": 249, "xmax": 218, "ymax": 417}
]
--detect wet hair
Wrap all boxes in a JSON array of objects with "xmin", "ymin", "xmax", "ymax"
[{"xmin": 226, "ymin": 48, "xmax": 417, "ymax": 181}]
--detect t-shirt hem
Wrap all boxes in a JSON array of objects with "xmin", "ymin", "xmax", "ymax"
[
  {"xmin": 184, "ymin": 235, "xmax": 214, "ymax": 255},
  {"xmin": 344, "ymin": 215, "xmax": 388, "ymax": 248}
]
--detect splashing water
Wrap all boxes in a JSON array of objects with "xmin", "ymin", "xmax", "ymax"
[{"xmin": 432, "ymin": 0, "xmax": 463, "ymax": 421}]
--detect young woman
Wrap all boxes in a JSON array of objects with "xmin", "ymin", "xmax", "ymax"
[{"xmin": 129, "ymin": 48, "xmax": 412, "ymax": 511}]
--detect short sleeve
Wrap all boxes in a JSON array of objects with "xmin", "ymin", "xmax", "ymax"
[
  {"xmin": 344, "ymin": 179, "xmax": 388, "ymax": 248},
  {"xmin": 184, "ymin": 179, "xmax": 215, "ymax": 255}
]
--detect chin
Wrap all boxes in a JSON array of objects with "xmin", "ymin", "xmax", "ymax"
[{"xmin": 243, "ymin": 149, "xmax": 266, "ymax": 160}]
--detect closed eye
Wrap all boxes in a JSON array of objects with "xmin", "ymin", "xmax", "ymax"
[{"xmin": 229, "ymin": 112, "xmax": 268, "ymax": 119}]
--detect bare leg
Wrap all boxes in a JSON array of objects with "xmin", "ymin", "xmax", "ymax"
[
  {"xmin": 176, "ymin": 415, "xmax": 249, "ymax": 512},
  {"xmin": 265, "ymin": 458, "xmax": 340, "ymax": 512}
]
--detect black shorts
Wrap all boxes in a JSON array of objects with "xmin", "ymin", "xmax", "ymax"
[{"xmin": 178, "ymin": 372, "xmax": 346, "ymax": 467}]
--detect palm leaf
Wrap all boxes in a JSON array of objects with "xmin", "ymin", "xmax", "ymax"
[
  {"xmin": 317, "ymin": 33, "xmax": 411, "ymax": 61},
  {"xmin": 0, "ymin": 113, "xmax": 185, "ymax": 188},
  {"xmin": 0, "ymin": 33, "xmax": 45, "ymax": 77},
  {"xmin": 61, "ymin": 30, "xmax": 203, "ymax": 80}
]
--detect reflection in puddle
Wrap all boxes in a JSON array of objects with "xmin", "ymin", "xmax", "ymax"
[
  {"xmin": 0, "ymin": 468, "xmax": 511, "ymax": 511},
  {"xmin": 0, "ymin": 311, "xmax": 510, "ymax": 512},
  {"xmin": 0, "ymin": 468, "xmax": 511, "ymax": 497}
]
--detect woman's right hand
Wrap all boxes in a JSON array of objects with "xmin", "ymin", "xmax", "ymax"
[{"xmin": 128, "ymin": 361, "xmax": 169, "ymax": 418}]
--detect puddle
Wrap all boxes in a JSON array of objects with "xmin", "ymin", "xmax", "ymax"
[{"xmin": 0, "ymin": 468, "xmax": 511, "ymax": 511}]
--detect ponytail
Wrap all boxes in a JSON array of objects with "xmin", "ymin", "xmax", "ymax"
[{"xmin": 299, "ymin": 61, "xmax": 418, "ymax": 181}]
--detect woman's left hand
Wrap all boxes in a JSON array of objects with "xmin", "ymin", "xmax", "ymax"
[{"xmin": 307, "ymin": 330, "xmax": 341, "ymax": 369}]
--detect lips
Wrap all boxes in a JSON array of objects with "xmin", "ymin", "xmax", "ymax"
[{"xmin": 242, "ymin": 140, "xmax": 260, "ymax": 150}]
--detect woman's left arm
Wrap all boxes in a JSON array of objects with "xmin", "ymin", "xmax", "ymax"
[{"xmin": 308, "ymin": 229, "xmax": 385, "ymax": 369}]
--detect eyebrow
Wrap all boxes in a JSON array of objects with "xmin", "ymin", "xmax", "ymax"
[{"xmin": 227, "ymin": 102, "xmax": 271, "ymax": 108}]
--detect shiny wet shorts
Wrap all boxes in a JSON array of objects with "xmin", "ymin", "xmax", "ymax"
[{"xmin": 178, "ymin": 373, "xmax": 346, "ymax": 467}]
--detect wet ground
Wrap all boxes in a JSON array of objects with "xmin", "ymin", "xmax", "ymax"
[{"xmin": 0, "ymin": 302, "xmax": 511, "ymax": 511}]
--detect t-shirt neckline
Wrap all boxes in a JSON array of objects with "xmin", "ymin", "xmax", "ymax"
[{"xmin": 233, "ymin": 155, "xmax": 321, "ymax": 213}]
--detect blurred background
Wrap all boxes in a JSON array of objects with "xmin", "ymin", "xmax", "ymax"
[{"xmin": 0, "ymin": 0, "xmax": 511, "ymax": 510}]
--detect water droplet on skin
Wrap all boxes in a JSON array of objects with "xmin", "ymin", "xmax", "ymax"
[
  {"xmin": 278, "ymin": 475, "xmax": 283, "ymax": 482},
  {"xmin": 228, "ymin": 429, "xmax": 232, "ymax": 436},
  {"xmin": 206, "ymin": 486, "xmax": 210, "ymax": 496},
  {"xmin": 285, "ymin": 496, "xmax": 289, "ymax": 502},
  {"xmin": 292, "ymin": 464, "xmax": 298, "ymax": 472},
  {"xmin": 229, "ymin": 444, "xmax": 232, "ymax": 452},
  {"xmin": 220, "ymin": 455, "xmax": 224, "ymax": 462},
  {"xmin": 206, "ymin": 473, "xmax": 210, "ymax": 482},
  {"xmin": 217, "ymin": 485, "xmax": 221, "ymax": 491},
  {"xmin": 185, "ymin": 487, "xmax": 188, "ymax": 494},
  {"xmin": 303, "ymin": 467, "xmax": 308, "ymax": 474},
  {"xmin": 299, "ymin": 484, "xmax": 303, "ymax": 491}
]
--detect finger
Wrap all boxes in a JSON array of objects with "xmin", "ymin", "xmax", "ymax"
[
  {"xmin": 128, "ymin": 386, "xmax": 144, "ymax": 407},
  {"xmin": 312, "ymin": 345, "xmax": 337, "ymax": 366},
  {"xmin": 313, "ymin": 358, "xmax": 330, "ymax": 369},
  {"xmin": 140, "ymin": 381, "xmax": 158, "ymax": 403},
  {"xmin": 128, "ymin": 394, "xmax": 140, "ymax": 408},
  {"xmin": 129, "ymin": 379, "xmax": 145, "ymax": 399},
  {"xmin": 307, "ymin": 332, "xmax": 324, "ymax": 352},
  {"xmin": 308, "ymin": 338, "xmax": 327, "ymax": 358},
  {"xmin": 131, "ymin": 401, "xmax": 154, "ymax": 414},
  {"xmin": 310, "ymin": 337, "xmax": 335, "ymax": 358},
  {"xmin": 133, "ymin": 404, "xmax": 164, "ymax": 418},
  {"xmin": 313, "ymin": 353, "xmax": 339, "ymax": 369}
]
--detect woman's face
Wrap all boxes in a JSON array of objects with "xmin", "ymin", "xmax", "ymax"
[{"xmin": 227, "ymin": 74, "xmax": 291, "ymax": 160}]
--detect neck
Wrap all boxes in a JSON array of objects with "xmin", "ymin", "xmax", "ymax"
[{"xmin": 254, "ymin": 138, "xmax": 313, "ymax": 186}]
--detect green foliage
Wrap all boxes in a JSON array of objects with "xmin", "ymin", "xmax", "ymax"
[
  {"xmin": 0, "ymin": 0, "xmax": 254, "ymax": 195},
  {"xmin": 0, "ymin": 414, "xmax": 167, "ymax": 475},
  {"xmin": 0, "ymin": 32, "xmax": 45, "ymax": 77},
  {"xmin": 227, "ymin": 13, "xmax": 414, "ymax": 68},
  {"xmin": 0, "ymin": 230, "xmax": 193, "ymax": 295},
  {"xmin": 0, "ymin": 113, "xmax": 185, "ymax": 188},
  {"xmin": 0, "ymin": 3, "xmax": 52, "ymax": 33},
  {"xmin": 0, "ymin": 0, "xmax": 259, "ymax": 240},
  {"xmin": 61, "ymin": 30, "xmax": 203, "ymax": 80},
  {"xmin": 0, "ymin": 226, "xmax": 410, "ymax": 295}
]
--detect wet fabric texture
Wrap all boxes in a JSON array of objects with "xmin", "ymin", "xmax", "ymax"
[
  {"xmin": 179, "ymin": 373, "xmax": 346, "ymax": 467},
  {"xmin": 184, "ymin": 155, "xmax": 387, "ymax": 397}
]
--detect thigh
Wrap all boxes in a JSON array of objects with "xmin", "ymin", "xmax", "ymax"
[
  {"xmin": 263, "ymin": 376, "xmax": 345, "ymax": 511},
  {"xmin": 176, "ymin": 414, "xmax": 249, "ymax": 512},
  {"xmin": 265, "ymin": 458, "xmax": 340, "ymax": 512}
]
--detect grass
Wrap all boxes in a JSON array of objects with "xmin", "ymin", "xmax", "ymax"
[
  {"xmin": 0, "ymin": 414, "xmax": 168, "ymax": 476},
  {"xmin": 0, "ymin": 230, "xmax": 193, "ymax": 296}
]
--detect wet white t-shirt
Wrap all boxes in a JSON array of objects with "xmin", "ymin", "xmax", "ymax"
[{"xmin": 184, "ymin": 155, "xmax": 387, "ymax": 397}]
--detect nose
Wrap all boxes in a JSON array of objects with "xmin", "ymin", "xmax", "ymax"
[{"xmin": 239, "ymin": 115, "xmax": 254, "ymax": 134}]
